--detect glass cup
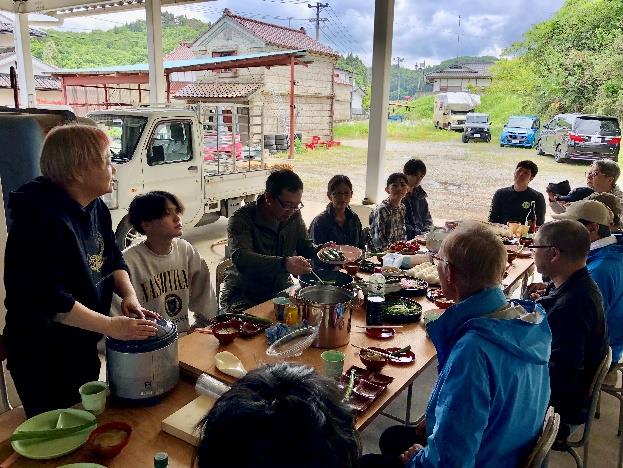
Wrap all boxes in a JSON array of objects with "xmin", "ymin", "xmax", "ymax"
[
  {"xmin": 273, "ymin": 297, "xmax": 290, "ymax": 322},
  {"xmin": 321, "ymin": 350, "xmax": 345, "ymax": 380}
]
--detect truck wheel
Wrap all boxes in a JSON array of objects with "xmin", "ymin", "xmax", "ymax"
[
  {"xmin": 115, "ymin": 219, "xmax": 145, "ymax": 250},
  {"xmin": 484, "ymin": 134, "xmax": 491, "ymax": 143},
  {"xmin": 500, "ymin": 143, "xmax": 504, "ymax": 147},
  {"xmin": 434, "ymin": 121, "xmax": 439, "ymax": 128},
  {"xmin": 554, "ymin": 145, "xmax": 567, "ymax": 163},
  {"xmin": 462, "ymin": 135, "xmax": 469, "ymax": 143},
  {"xmin": 536, "ymin": 139, "xmax": 545, "ymax": 156}
]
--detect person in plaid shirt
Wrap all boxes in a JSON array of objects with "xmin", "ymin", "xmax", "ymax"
[{"xmin": 369, "ymin": 173, "xmax": 410, "ymax": 251}]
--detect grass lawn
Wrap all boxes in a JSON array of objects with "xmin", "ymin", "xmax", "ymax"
[
  {"xmin": 335, "ymin": 120, "xmax": 460, "ymax": 142},
  {"xmin": 268, "ymin": 136, "xmax": 589, "ymax": 222}
]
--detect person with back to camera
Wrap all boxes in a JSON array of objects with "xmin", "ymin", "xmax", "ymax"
[
  {"xmin": 360, "ymin": 222, "xmax": 551, "ymax": 468},
  {"xmin": 3, "ymin": 124, "xmax": 158, "ymax": 417},
  {"xmin": 195, "ymin": 363, "xmax": 360, "ymax": 468}
]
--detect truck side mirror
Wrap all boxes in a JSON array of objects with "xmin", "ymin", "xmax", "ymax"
[{"xmin": 151, "ymin": 145, "xmax": 165, "ymax": 165}]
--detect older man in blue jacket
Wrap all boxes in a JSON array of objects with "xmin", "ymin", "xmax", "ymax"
[{"xmin": 361, "ymin": 222, "xmax": 551, "ymax": 468}]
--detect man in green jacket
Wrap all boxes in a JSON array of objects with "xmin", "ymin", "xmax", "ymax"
[{"xmin": 221, "ymin": 169, "xmax": 323, "ymax": 312}]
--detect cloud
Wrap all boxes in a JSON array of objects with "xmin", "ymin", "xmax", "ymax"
[{"xmin": 47, "ymin": 0, "xmax": 565, "ymax": 66}]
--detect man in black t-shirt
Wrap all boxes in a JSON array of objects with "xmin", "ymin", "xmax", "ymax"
[{"xmin": 488, "ymin": 160, "xmax": 546, "ymax": 226}]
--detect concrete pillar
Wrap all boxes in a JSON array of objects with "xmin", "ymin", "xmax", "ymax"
[
  {"xmin": 363, "ymin": 0, "xmax": 394, "ymax": 205},
  {"xmin": 14, "ymin": 13, "xmax": 36, "ymax": 108},
  {"xmin": 145, "ymin": 0, "xmax": 165, "ymax": 104}
]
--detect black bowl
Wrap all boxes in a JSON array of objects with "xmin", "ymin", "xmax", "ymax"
[{"xmin": 299, "ymin": 270, "xmax": 354, "ymax": 288}]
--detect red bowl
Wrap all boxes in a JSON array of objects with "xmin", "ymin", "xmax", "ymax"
[
  {"xmin": 88, "ymin": 421, "xmax": 132, "ymax": 458},
  {"xmin": 212, "ymin": 322, "xmax": 240, "ymax": 345},
  {"xmin": 344, "ymin": 262, "xmax": 360, "ymax": 276},
  {"xmin": 359, "ymin": 349, "xmax": 388, "ymax": 372}
]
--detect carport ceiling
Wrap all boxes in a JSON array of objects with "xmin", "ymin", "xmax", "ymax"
[{"xmin": 0, "ymin": 0, "xmax": 215, "ymax": 17}]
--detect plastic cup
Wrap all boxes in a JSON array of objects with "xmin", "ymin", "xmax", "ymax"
[
  {"xmin": 321, "ymin": 350, "xmax": 345, "ymax": 380},
  {"xmin": 273, "ymin": 297, "xmax": 290, "ymax": 322},
  {"xmin": 79, "ymin": 381, "xmax": 108, "ymax": 415}
]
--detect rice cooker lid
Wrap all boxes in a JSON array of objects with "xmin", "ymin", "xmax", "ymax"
[{"xmin": 106, "ymin": 318, "xmax": 177, "ymax": 353}]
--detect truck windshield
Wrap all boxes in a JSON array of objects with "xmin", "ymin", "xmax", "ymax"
[
  {"xmin": 467, "ymin": 115, "xmax": 489, "ymax": 124},
  {"xmin": 91, "ymin": 115, "xmax": 148, "ymax": 163},
  {"xmin": 507, "ymin": 117, "xmax": 536, "ymax": 128}
]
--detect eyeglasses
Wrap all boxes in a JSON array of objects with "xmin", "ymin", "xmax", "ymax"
[
  {"xmin": 586, "ymin": 170, "xmax": 602, "ymax": 178},
  {"xmin": 276, "ymin": 197, "xmax": 304, "ymax": 211},
  {"xmin": 430, "ymin": 252, "xmax": 452, "ymax": 267},
  {"xmin": 531, "ymin": 244, "xmax": 564, "ymax": 253}
]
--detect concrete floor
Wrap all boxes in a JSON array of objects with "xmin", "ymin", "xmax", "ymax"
[{"xmin": 184, "ymin": 202, "xmax": 621, "ymax": 468}]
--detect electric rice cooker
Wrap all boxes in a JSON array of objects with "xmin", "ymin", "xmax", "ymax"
[{"xmin": 106, "ymin": 318, "xmax": 179, "ymax": 402}]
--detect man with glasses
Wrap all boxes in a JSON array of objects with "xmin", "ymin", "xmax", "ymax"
[
  {"xmin": 548, "ymin": 159, "xmax": 623, "ymax": 214},
  {"xmin": 221, "ymin": 169, "xmax": 323, "ymax": 312},
  {"xmin": 527, "ymin": 219, "xmax": 608, "ymax": 442},
  {"xmin": 360, "ymin": 222, "xmax": 551, "ymax": 467},
  {"xmin": 551, "ymin": 200, "xmax": 623, "ymax": 374}
]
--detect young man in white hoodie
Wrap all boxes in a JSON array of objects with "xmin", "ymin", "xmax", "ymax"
[{"xmin": 122, "ymin": 191, "xmax": 217, "ymax": 332}]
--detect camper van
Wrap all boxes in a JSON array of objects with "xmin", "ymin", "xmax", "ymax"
[{"xmin": 433, "ymin": 92, "xmax": 481, "ymax": 131}]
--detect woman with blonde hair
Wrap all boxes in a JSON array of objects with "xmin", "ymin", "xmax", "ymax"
[{"xmin": 3, "ymin": 124, "xmax": 158, "ymax": 417}]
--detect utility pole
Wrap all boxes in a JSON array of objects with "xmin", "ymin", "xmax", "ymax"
[
  {"xmin": 308, "ymin": 2, "xmax": 329, "ymax": 41},
  {"xmin": 287, "ymin": 17, "xmax": 293, "ymax": 27},
  {"xmin": 457, "ymin": 15, "xmax": 461, "ymax": 57},
  {"xmin": 394, "ymin": 56, "xmax": 404, "ymax": 100}
]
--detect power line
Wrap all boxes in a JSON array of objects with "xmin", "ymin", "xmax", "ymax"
[
  {"xmin": 326, "ymin": 6, "xmax": 358, "ymax": 47},
  {"xmin": 307, "ymin": 2, "xmax": 328, "ymax": 41}
]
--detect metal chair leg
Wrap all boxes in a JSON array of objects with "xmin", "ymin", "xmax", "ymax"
[{"xmin": 404, "ymin": 383, "xmax": 413, "ymax": 426}]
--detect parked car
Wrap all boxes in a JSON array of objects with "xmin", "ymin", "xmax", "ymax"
[
  {"xmin": 500, "ymin": 115, "xmax": 540, "ymax": 148},
  {"xmin": 462, "ymin": 113, "xmax": 491, "ymax": 143},
  {"xmin": 536, "ymin": 114, "xmax": 620, "ymax": 163},
  {"xmin": 433, "ymin": 92, "xmax": 480, "ymax": 131}
]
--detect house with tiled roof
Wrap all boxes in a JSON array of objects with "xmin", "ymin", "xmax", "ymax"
[
  {"xmin": 183, "ymin": 8, "xmax": 340, "ymax": 140},
  {"xmin": 425, "ymin": 62, "xmax": 494, "ymax": 92},
  {"xmin": 0, "ymin": 14, "xmax": 62, "ymax": 106}
]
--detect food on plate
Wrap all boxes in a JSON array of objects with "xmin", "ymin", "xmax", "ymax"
[
  {"xmin": 381, "ymin": 266, "xmax": 402, "ymax": 276},
  {"xmin": 318, "ymin": 247, "xmax": 346, "ymax": 263},
  {"xmin": 94, "ymin": 429, "xmax": 128, "ymax": 448},
  {"xmin": 426, "ymin": 288, "xmax": 454, "ymax": 309},
  {"xmin": 360, "ymin": 349, "xmax": 386, "ymax": 361},
  {"xmin": 389, "ymin": 240, "xmax": 420, "ymax": 254},
  {"xmin": 384, "ymin": 298, "xmax": 422, "ymax": 315},
  {"xmin": 407, "ymin": 262, "xmax": 440, "ymax": 285},
  {"xmin": 400, "ymin": 278, "xmax": 427, "ymax": 290},
  {"xmin": 360, "ymin": 349, "xmax": 388, "ymax": 372}
]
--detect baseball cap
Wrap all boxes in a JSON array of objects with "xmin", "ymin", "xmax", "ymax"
[{"xmin": 551, "ymin": 199, "xmax": 614, "ymax": 226}]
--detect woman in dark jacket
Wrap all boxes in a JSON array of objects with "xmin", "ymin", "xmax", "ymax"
[
  {"xmin": 310, "ymin": 175, "xmax": 364, "ymax": 250},
  {"xmin": 3, "ymin": 124, "xmax": 158, "ymax": 417}
]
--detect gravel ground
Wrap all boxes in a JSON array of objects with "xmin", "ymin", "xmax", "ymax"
[{"xmin": 269, "ymin": 138, "xmax": 590, "ymax": 221}]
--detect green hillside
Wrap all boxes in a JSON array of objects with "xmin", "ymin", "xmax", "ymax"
[{"xmin": 31, "ymin": 13, "xmax": 210, "ymax": 69}]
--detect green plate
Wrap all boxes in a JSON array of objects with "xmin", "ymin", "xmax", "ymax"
[
  {"xmin": 12, "ymin": 408, "xmax": 97, "ymax": 460},
  {"xmin": 58, "ymin": 464, "xmax": 107, "ymax": 468}
]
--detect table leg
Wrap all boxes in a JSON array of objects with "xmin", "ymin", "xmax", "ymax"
[{"xmin": 380, "ymin": 382, "xmax": 415, "ymax": 426}]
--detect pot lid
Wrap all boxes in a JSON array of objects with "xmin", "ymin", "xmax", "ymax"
[{"xmin": 106, "ymin": 318, "xmax": 177, "ymax": 353}]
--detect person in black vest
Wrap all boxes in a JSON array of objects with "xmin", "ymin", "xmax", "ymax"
[
  {"xmin": 3, "ymin": 124, "xmax": 158, "ymax": 417},
  {"xmin": 488, "ymin": 160, "xmax": 546, "ymax": 226}
]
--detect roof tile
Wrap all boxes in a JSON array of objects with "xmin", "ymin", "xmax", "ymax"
[
  {"xmin": 224, "ymin": 9, "xmax": 338, "ymax": 57},
  {"xmin": 174, "ymin": 81, "xmax": 262, "ymax": 99}
]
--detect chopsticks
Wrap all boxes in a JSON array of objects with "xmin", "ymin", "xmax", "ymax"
[
  {"xmin": 355, "ymin": 325, "xmax": 404, "ymax": 329},
  {"xmin": 310, "ymin": 270, "xmax": 327, "ymax": 285},
  {"xmin": 351, "ymin": 344, "xmax": 397, "ymax": 360}
]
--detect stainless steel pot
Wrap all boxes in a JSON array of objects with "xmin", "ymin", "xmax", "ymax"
[
  {"xmin": 106, "ymin": 319, "xmax": 179, "ymax": 402},
  {"xmin": 294, "ymin": 285, "xmax": 362, "ymax": 348}
]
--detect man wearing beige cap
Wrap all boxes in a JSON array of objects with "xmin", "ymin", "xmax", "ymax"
[{"xmin": 552, "ymin": 199, "xmax": 623, "ymax": 367}]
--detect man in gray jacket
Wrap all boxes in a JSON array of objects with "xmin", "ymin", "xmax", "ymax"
[{"xmin": 221, "ymin": 169, "xmax": 323, "ymax": 312}]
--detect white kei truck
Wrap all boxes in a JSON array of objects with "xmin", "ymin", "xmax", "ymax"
[{"xmin": 87, "ymin": 103, "xmax": 269, "ymax": 248}]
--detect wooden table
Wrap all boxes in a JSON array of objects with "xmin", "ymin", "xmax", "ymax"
[
  {"xmin": 0, "ymin": 379, "xmax": 198, "ymax": 467},
  {"xmin": 502, "ymin": 257, "xmax": 535, "ymax": 296},
  {"xmin": 179, "ymin": 295, "xmax": 439, "ymax": 431}
]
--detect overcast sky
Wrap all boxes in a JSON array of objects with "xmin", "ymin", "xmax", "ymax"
[{"xmin": 50, "ymin": 0, "xmax": 566, "ymax": 67}]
